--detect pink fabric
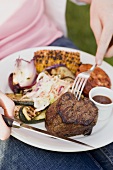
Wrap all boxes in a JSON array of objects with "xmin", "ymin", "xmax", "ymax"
[{"xmin": 0, "ymin": 0, "xmax": 63, "ymax": 59}]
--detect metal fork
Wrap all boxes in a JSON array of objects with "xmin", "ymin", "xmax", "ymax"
[{"xmin": 71, "ymin": 64, "xmax": 97, "ymax": 100}]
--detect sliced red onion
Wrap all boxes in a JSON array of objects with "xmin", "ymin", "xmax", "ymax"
[
  {"xmin": 8, "ymin": 58, "xmax": 38, "ymax": 93},
  {"xmin": 8, "ymin": 73, "xmax": 37, "ymax": 93},
  {"xmin": 8, "ymin": 73, "xmax": 22, "ymax": 93}
]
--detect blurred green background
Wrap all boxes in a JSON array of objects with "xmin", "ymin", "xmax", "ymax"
[{"xmin": 66, "ymin": 0, "xmax": 113, "ymax": 66}]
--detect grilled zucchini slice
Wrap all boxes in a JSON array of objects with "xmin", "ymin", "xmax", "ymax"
[
  {"xmin": 6, "ymin": 93, "xmax": 34, "ymax": 106},
  {"xmin": 19, "ymin": 106, "xmax": 45, "ymax": 124}
]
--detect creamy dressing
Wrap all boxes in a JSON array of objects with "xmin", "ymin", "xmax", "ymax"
[{"xmin": 22, "ymin": 72, "xmax": 72, "ymax": 111}]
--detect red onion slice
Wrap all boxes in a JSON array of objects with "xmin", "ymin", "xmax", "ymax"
[{"xmin": 8, "ymin": 58, "xmax": 38, "ymax": 93}]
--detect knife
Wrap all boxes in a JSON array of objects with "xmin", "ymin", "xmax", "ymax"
[{"xmin": 2, "ymin": 115, "xmax": 94, "ymax": 149}]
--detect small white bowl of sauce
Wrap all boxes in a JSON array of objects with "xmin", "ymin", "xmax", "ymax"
[{"xmin": 89, "ymin": 87, "xmax": 113, "ymax": 121}]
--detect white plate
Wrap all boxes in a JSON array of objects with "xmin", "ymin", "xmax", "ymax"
[{"xmin": 0, "ymin": 46, "xmax": 113, "ymax": 152}]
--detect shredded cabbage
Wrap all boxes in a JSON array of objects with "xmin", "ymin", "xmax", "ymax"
[{"xmin": 22, "ymin": 72, "xmax": 72, "ymax": 111}]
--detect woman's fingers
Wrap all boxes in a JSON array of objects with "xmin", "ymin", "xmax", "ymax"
[
  {"xmin": 0, "ymin": 91, "xmax": 15, "ymax": 118},
  {"xmin": 90, "ymin": 7, "xmax": 102, "ymax": 45},
  {"xmin": 80, "ymin": 0, "xmax": 92, "ymax": 3},
  {"xmin": 105, "ymin": 45, "xmax": 113, "ymax": 58},
  {"xmin": 0, "ymin": 91, "xmax": 15, "ymax": 140},
  {"xmin": 95, "ymin": 25, "xmax": 113, "ymax": 65},
  {"xmin": 0, "ymin": 114, "xmax": 11, "ymax": 140},
  {"xmin": 88, "ymin": 0, "xmax": 113, "ymax": 65},
  {"xmin": 90, "ymin": 19, "xmax": 102, "ymax": 45}
]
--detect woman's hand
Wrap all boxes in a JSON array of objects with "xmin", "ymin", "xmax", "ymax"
[
  {"xmin": 0, "ymin": 91, "xmax": 15, "ymax": 140},
  {"xmin": 81, "ymin": 0, "xmax": 113, "ymax": 65},
  {"xmin": 90, "ymin": 0, "xmax": 113, "ymax": 65}
]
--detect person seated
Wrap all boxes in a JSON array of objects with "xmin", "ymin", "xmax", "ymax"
[{"xmin": 0, "ymin": 0, "xmax": 113, "ymax": 169}]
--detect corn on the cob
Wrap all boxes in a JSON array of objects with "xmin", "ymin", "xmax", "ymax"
[{"xmin": 34, "ymin": 50, "xmax": 81, "ymax": 74}]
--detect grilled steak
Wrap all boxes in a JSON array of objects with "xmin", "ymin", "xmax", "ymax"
[{"xmin": 45, "ymin": 92, "xmax": 98, "ymax": 137}]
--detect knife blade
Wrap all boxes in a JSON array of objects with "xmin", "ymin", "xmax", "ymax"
[{"xmin": 2, "ymin": 115, "xmax": 94, "ymax": 149}]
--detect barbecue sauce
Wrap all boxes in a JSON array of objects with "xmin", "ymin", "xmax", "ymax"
[{"xmin": 92, "ymin": 95, "xmax": 112, "ymax": 104}]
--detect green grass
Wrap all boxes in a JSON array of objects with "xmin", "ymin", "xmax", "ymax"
[{"xmin": 66, "ymin": 0, "xmax": 113, "ymax": 66}]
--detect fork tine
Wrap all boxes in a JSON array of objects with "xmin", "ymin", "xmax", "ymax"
[
  {"xmin": 75, "ymin": 78, "xmax": 85, "ymax": 98},
  {"xmin": 73, "ymin": 77, "xmax": 82, "ymax": 95},
  {"xmin": 77, "ymin": 78, "xmax": 88, "ymax": 100},
  {"xmin": 72, "ymin": 64, "xmax": 96, "ymax": 100},
  {"xmin": 71, "ymin": 76, "xmax": 80, "ymax": 93}
]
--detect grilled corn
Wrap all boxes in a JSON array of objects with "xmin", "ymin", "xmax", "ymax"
[{"xmin": 34, "ymin": 50, "xmax": 81, "ymax": 74}]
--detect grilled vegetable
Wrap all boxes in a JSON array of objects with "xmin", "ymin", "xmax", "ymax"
[
  {"xmin": 8, "ymin": 58, "xmax": 37, "ymax": 93},
  {"xmin": 6, "ymin": 93, "xmax": 34, "ymax": 106},
  {"xmin": 8, "ymin": 96, "xmax": 45, "ymax": 123},
  {"xmin": 62, "ymin": 76, "xmax": 74, "ymax": 83},
  {"xmin": 19, "ymin": 106, "xmax": 45, "ymax": 124},
  {"xmin": 14, "ymin": 105, "xmax": 23, "ymax": 120},
  {"xmin": 45, "ymin": 65, "xmax": 75, "ymax": 80},
  {"xmin": 34, "ymin": 50, "xmax": 81, "ymax": 74}
]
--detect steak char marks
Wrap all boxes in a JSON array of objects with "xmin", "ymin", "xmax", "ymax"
[{"xmin": 45, "ymin": 92, "xmax": 98, "ymax": 137}]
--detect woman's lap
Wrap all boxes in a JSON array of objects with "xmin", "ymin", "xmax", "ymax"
[
  {"xmin": 0, "ymin": 136, "xmax": 102, "ymax": 170},
  {"xmin": 0, "ymin": 36, "xmax": 112, "ymax": 170},
  {"xmin": 89, "ymin": 144, "xmax": 113, "ymax": 170}
]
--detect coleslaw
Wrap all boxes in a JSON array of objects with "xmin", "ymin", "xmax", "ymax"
[{"xmin": 22, "ymin": 72, "xmax": 72, "ymax": 112}]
